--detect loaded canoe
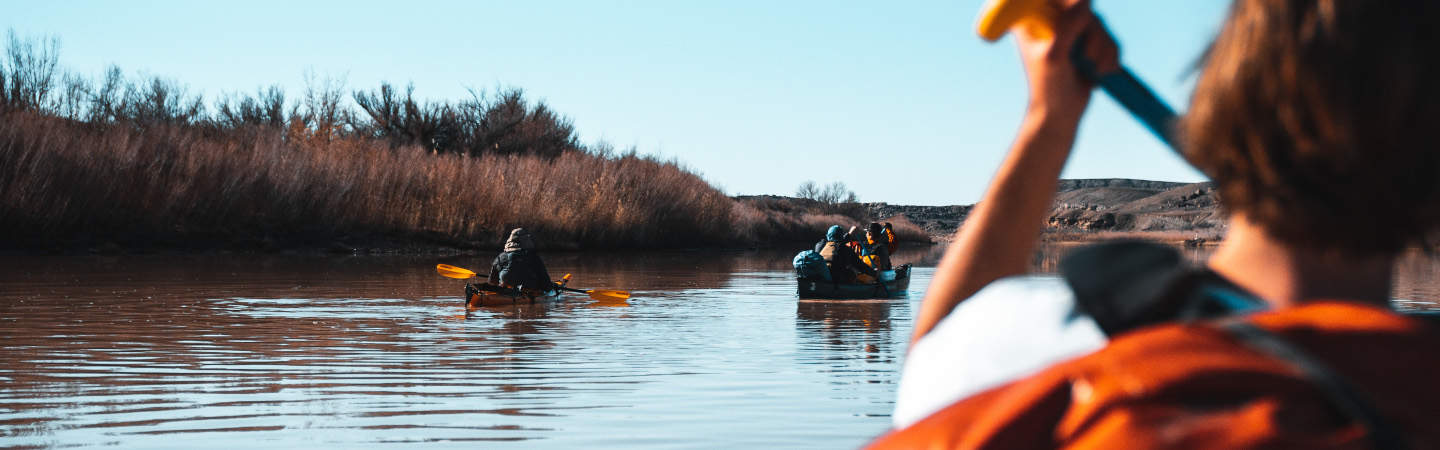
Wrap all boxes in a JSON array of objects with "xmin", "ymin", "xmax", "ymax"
[
  {"xmin": 464, "ymin": 283, "xmax": 563, "ymax": 308},
  {"xmin": 797, "ymin": 264, "xmax": 911, "ymax": 299}
]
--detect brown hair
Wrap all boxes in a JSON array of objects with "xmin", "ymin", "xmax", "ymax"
[{"xmin": 1182, "ymin": 0, "xmax": 1440, "ymax": 255}]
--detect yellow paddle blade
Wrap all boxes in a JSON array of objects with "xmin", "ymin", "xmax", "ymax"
[
  {"xmin": 976, "ymin": 0, "xmax": 1056, "ymax": 42},
  {"xmin": 436, "ymin": 264, "xmax": 477, "ymax": 280},
  {"xmin": 586, "ymin": 290, "xmax": 631, "ymax": 303}
]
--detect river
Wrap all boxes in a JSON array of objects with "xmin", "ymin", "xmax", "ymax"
[{"xmin": 3, "ymin": 245, "xmax": 1438, "ymax": 448}]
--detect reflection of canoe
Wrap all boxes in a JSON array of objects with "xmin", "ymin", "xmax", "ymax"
[
  {"xmin": 464, "ymin": 283, "xmax": 563, "ymax": 308},
  {"xmin": 797, "ymin": 264, "xmax": 911, "ymax": 299}
]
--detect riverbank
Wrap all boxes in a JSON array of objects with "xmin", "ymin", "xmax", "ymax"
[
  {"xmin": 0, "ymin": 109, "xmax": 927, "ymax": 255},
  {"xmin": 0, "ymin": 110, "xmax": 1210, "ymax": 255},
  {"xmin": 0, "ymin": 32, "xmax": 1211, "ymax": 255},
  {"xmin": 0, "ymin": 31, "xmax": 913, "ymax": 254},
  {"xmin": 865, "ymin": 178, "xmax": 1225, "ymax": 244},
  {"xmin": 0, "ymin": 111, "xmax": 1209, "ymax": 256}
]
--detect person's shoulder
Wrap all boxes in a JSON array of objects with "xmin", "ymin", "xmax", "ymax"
[
  {"xmin": 893, "ymin": 275, "xmax": 1106, "ymax": 428},
  {"xmin": 920, "ymin": 274, "xmax": 1101, "ymax": 350}
]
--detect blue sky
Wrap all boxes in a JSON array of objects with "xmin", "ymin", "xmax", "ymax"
[{"xmin": 6, "ymin": 1, "xmax": 1229, "ymax": 205}]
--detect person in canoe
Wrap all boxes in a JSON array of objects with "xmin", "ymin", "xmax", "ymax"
[
  {"xmin": 818, "ymin": 225, "xmax": 876, "ymax": 283},
  {"xmin": 487, "ymin": 228, "xmax": 554, "ymax": 291},
  {"xmin": 871, "ymin": 0, "xmax": 1440, "ymax": 447},
  {"xmin": 860, "ymin": 222, "xmax": 892, "ymax": 271},
  {"xmin": 882, "ymin": 222, "xmax": 898, "ymax": 254}
]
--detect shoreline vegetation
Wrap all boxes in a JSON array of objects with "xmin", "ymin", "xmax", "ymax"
[
  {"xmin": 0, "ymin": 31, "xmax": 1218, "ymax": 255},
  {"xmin": 0, "ymin": 31, "xmax": 934, "ymax": 254}
]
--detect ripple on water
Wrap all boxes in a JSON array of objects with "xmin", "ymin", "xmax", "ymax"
[{"xmin": 2, "ymin": 251, "xmax": 1436, "ymax": 447}]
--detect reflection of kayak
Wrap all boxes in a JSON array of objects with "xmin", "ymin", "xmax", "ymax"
[
  {"xmin": 464, "ymin": 283, "xmax": 563, "ymax": 308},
  {"xmin": 797, "ymin": 264, "xmax": 912, "ymax": 299}
]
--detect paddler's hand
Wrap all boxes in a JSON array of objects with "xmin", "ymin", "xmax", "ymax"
[{"xmin": 1016, "ymin": 0, "xmax": 1119, "ymax": 121}]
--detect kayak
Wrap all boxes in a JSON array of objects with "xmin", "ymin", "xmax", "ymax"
[
  {"xmin": 797, "ymin": 264, "xmax": 912, "ymax": 299},
  {"xmin": 464, "ymin": 283, "xmax": 563, "ymax": 308}
]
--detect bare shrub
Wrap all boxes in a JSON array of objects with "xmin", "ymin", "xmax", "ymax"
[
  {"xmin": 451, "ymin": 87, "xmax": 578, "ymax": 158},
  {"xmin": 54, "ymin": 71, "xmax": 89, "ymax": 120},
  {"xmin": 1, "ymin": 30, "xmax": 60, "ymax": 112},
  {"xmin": 796, "ymin": 180, "xmax": 857, "ymax": 204},
  {"xmin": 352, "ymin": 82, "xmax": 448, "ymax": 152},
  {"xmin": 794, "ymin": 180, "xmax": 864, "ymax": 217},
  {"xmin": 121, "ymin": 76, "xmax": 204, "ymax": 126},
  {"xmin": 214, "ymin": 85, "xmax": 288, "ymax": 130},
  {"xmin": 86, "ymin": 65, "xmax": 125, "ymax": 124}
]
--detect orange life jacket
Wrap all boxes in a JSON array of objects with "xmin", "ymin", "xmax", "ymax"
[
  {"xmin": 884, "ymin": 228, "xmax": 898, "ymax": 254},
  {"xmin": 868, "ymin": 301, "xmax": 1440, "ymax": 449},
  {"xmin": 860, "ymin": 236, "xmax": 879, "ymax": 267}
]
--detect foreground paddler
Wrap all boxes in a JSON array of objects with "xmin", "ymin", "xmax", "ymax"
[
  {"xmin": 872, "ymin": 0, "xmax": 1440, "ymax": 447},
  {"xmin": 488, "ymin": 228, "xmax": 552, "ymax": 292}
]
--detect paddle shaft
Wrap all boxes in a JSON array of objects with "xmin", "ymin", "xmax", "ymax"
[
  {"xmin": 1098, "ymin": 68, "xmax": 1178, "ymax": 151},
  {"xmin": 1070, "ymin": 40, "xmax": 1179, "ymax": 151}
]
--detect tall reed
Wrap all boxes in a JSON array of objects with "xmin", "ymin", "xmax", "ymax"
[
  {"xmin": 0, "ymin": 29, "xmax": 900, "ymax": 252},
  {"xmin": 0, "ymin": 111, "xmax": 757, "ymax": 250}
]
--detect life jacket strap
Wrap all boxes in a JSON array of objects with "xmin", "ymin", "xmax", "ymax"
[{"xmin": 1219, "ymin": 320, "xmax": 1405, "ymax": 450}]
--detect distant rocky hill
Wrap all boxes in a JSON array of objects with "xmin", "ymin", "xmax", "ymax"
[
  {"xmin": 865, "ymin": 203, "xmax": 974, "ymax": 238},
  {"xmin": 864, "ymin": 178, "xmax": 1223, "ymax": 242},
  {"xmin": 1055, "ymin": 179, "xmax": 1190, "ymax": 191}
]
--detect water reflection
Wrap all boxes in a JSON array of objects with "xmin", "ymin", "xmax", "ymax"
[
  {"xmin": 796, "ymin": 300, "xmax": 898, "ymax": 355},
  {"xmin": 0, "ymin": 251, "xmax": 924, "ymax": 448},
  {"xmin": 1, "ymin": 245, "xmax": 1435, "ymax": 448},
  {"xmin": 1393, "ymin": 250, "xmax": 1440, "ymax": 312}
]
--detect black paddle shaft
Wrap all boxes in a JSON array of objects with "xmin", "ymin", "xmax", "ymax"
[
  {"xmin": 1097, "ymin": 68, "xmax": 1178, "ymax": 150},
  {"xmin": 1070, "ymin": 22, "xmax": 1180, "ymax": 152}
]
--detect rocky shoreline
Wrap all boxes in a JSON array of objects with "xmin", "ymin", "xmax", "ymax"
[{"xmin": 864, "ymin": 178, "xmax": 1223, "ymax": 244}]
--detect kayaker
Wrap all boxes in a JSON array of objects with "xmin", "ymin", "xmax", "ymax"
[
  {"xmin": 873, "ymin": 0, "xmax": 1440, "ymax": 447},
  {"xmin": 818, "ymin": 225, "xmax": 875, "ymax": 283},
  {"xmin": 861, "ymin": 222, "xmax": 892, "ymax": 271},
  {"xmin": 487, "ymin": 228, "xmax": 554, "ymax": 291}
]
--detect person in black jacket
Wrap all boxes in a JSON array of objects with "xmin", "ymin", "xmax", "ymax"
[
  {"xmin": 817, "ymin": 225, "xmax": 876, "ymax": 283},
  {"xmin": 488, "ymin": 228, "xmax": 553, "ymax": 290}
]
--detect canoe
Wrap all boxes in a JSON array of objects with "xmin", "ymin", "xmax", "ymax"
[
  {"xmin": 464, "ymin": 283, "xmax": 563, "ymax": 308},
  {"xmin": 797, "ymin": 264, "xmax": 912, "ymax": 299}
]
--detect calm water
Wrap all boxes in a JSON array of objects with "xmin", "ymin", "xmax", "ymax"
[{"xmin": 3, "ymin": 245, "xmax": 1438, "ymax": 448}]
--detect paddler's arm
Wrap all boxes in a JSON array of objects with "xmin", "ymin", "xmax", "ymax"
[
  {"xmin": 487, "ymin": 257, "xmax": 503, "ymax": 286},
  {"xmin": 910, "ymin": 0, "xmax": 1118, "ymax": 343}
]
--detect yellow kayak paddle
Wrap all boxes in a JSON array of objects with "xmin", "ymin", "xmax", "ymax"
[{"xmin": 434, "ymin": 264, "xmax": 631, "ymax": 303}]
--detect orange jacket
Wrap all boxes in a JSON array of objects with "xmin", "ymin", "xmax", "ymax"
[
  {"xmin": 884, "ymin": 228, "xmax": 898, "ymax": 254},
  {"xmin": 869, "ymin": 302, "xmax": 1440, "ymax": 449}
]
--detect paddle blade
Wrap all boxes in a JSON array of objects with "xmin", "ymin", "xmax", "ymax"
[
  {"xmin": 436, "ymin": 264, "xmax": 477, "ymax": 280},
  {"xmin": 586, "ymin": 289, "xmax": 631, "ymax": 303},
  {"xmin": 976, "ymin": 0, "xmax": 1056, "ymax": 42}
]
